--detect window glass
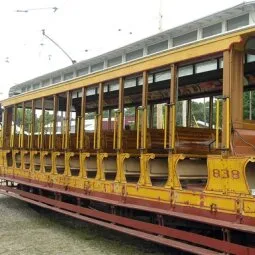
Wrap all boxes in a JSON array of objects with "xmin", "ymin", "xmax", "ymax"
[
  {"xmin": 227, "ymin": 14, "xmax": 249, "ymax": 31},
  {"xmin": 173, "ymin": 31, "xmax": 197, "ymax": 47},
  {"xmin": 247, "ymin": 54, "xmax": 255, "ymax": 63},
  {"xmin": 152, "ymin": 103, "xmax": 165, "ymax": 129},
  {"xmin": 124, "ymin": 107, "xmax": 136, "ymax": 130},
  {"xmin": 202, "ymin": 23, "xmax": 222, "ymax": 38},
  {"xmin": 243, "ymin": 91, "xmax": 255, "ymax": 120},
  {"xmin": 178, "ymin": 65, "xmax": 193, "ymax": 77},
  {"xmin": 176, "ymin": 100, "xmax": 188, "ymax": 127},
  {"xmin": 195, "ymin": 60, "xmax": 217, "ymax": 73},
  {"xmin": 107, "ymin": 56, "xmax": 122, "ymax": 67},
  {"xmin": 53, "ymin": 76, "xmax": 61, "ymax": 84},
  {"xmin": 77, "ymin": 67, "xmax": 89, "ymax": 76},
  {"xmin": 155, "ymin": 70, "xmax": 171, "ymax": 82},
  {"xmin": 91, "ymin": 62, "xmax": 104, "ymax": 72},
  {"xmin": 191, "ymin": 97, "xmax": 210, "ymax": 128},
  {"xmin": 147, "ymin": 40, "xmax": 168, "ymax": 55},
  {"xmin": 124, "ymin": 78, "xmax": 136, "ymax": 88},
  {"xmin": 219, "ymin": 58, "xmax": 223, "ymax": 69},
  {"xmin": 86, "ymin": 87, "xmax": 96, "ymax": 96},
  {"xmin": 42, "ymin": 79, "xmax": 50, "ymax": 86},
  {"xmin": 126, "ymin": 49, "xmax": 143, "ymax": 61}
]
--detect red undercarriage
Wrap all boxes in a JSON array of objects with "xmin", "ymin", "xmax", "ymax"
[{"xmin": 0, "ymin": 174, "xmax": 255, "ymax": 255}]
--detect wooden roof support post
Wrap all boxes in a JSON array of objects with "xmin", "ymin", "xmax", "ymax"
[
  {"xmin": 13, "ymin": 105, "xmax": 17, "ymax": 148},
  {"xmin": 230, "ymin": 48, "xmax": 244, "ymax": 127},
  {"xmin": 209, "ymin": 96, "xmax": 214, "ymax": 129},
  {"xmin": 80, "ymin": 87, "xmax": 86, "ymax": 150},
  {"xmin": 222, "ymin": 48, "xmax": 243, "ymax": 152},
  {"xmin": 65, "ymin": 91, "xmax": 71, "ymax": 150},
  {"xmin": 52, "ymin": 95, "xmax": 58, "ymax": 150},
  {"xmin": 222, "ymin": 51, "xmax": 231, "ymax": 152},
  {"xmin": 31, "ymin": 100, "xmax": 35, "ymax": 149},
  {"xmin": 40, "ymin": 98, "xmax": 45, "ymax": 150},
  {"xmin": 3, "ymin": 107, "xmax": 13, "ymax": 149},
  {"xmin": 97, "ymin": 83, "xmax": 104, "ymax": 151},
  {"xmin": 21, "ymin": 102, "xmax": 25, "ymax": 149},
  {"xmin": 169, "ymin": 64, "xmax": 177, "ymax": 151},
  {"xmin": 141, "ymin": 71, "xmax": 148, "ymax": 151},
  {"xmin": 138, "ymin": 71, "xmax": 153, "ymax": 187},
  {"xmin": 117, "ymin": 77, "xmax": 124, "ymax": 151}
]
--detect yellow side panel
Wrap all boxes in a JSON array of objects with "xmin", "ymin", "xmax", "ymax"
[{"xmin": 206, "ymin": 156, "xmax": 250, "ymax": 195}]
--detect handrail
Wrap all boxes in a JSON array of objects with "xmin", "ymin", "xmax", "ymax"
[
  {"xmin": 164, "ymin": 104, "xmax": 168, "ymax": 149},
  {"xmin": 76, "ymin": 117, "xmax": 80, "ymax": 149},
  {"xmin": 28, "ymin": 123, "xmax": 32, "ymax": 149},
  {"xmin": 0, "ymin": 124, "xmax": 4, "ymax": 148},
  {"xmin": 97, "ymin": 114, "xmax": 102, "ymax": 149},
  {"xmin": 117, "ymin": 111, "xmax": 123, "ymax": 150},
  {"xmin": 215, "ymin": 99, "xmax": 220, "ymax": 148},
  {"xmin": 225, "ymin": 97, "xmax": 230, "ymax": 149},
  {"xmin": 113, "ymin": 111, "xmax": 118, "ymax": 150},
  {"xmin": 136, "ymin": 107, "xmax": 143, "ymax": 150},
  {"xmin": 93, "ymin": 115, "xmax": 98, "ymax": 150},
  {"xmin": 49, "ymin": 121, "xmax": 53, "ymax": 149},
  {"xmin": 164, "ymin": 104, "xmax": 176, "ymax": 150},
  {"xmin": 38, "ymin": 122, "xmax": 41, "ymax": 149},
  {"xmin": 79, "ymin": 116, "xmax": 85, "ymax": 149},
  {"xmin": 65, "ymin": 119, "xmax": 69, "ymax": 149},
  {"xmin": 61, "ymin": 119, "xmax": 66, "ymax": 150},
  {"xmin": 10, "ymin": 124, "xmax": 14, "ymax": 148},
  {"xmin": 170, "ymin": 104, "xmax": 176, "ymax": 149},
  {"xmin": 215, "ymin": 96, "xmax": 230, "ymax": 149},
  {"xmin": 19, "ymin": 124, "xmax": 23, "ymax": 148},
  {"xmin": 21, "ymin": 124, "xmax": 24, "ymax": 148}
]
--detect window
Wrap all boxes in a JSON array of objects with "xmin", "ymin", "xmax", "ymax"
[
  {"xmin": 178, "ymin": 65, "xmax": 193, "ymax": 77},
  {"xmin": 107, "ymin": 56, "xmax": 122, "ymax": 67},
  {"xmin": 64, "ymin": 72, "xmax": 73, "ymax": 81},
  {"xmin": 176, "ymin": 100, "xmax": 188, "ymax": 127},
  {"xmin": 52, "ymin": 76, "xmax": 61, "ymax": 84},
  {"xmin": 227, "ymin": 14, "xmax": 249, "ymax": 31},
  {"xmin": 42, "ymin": 79, "xmax": 50, "ymax": 86},
  {"xmin": 219, "ymin": 58, "xmax": 223, "ymax": 69},
  {"xmin": 124, "ymin": 78, "xmax": 136, "ymax": 88},
  {"xmin": 202, "ymin": 23, "xmax": 222, "ymax": 38},
  {"xmin": 173, "ymin": 31, "xmax": 197, "ymax": 47},
  {"xmin": 91, "ymin": 62, "xmax": 104, "ymax": 72},
  {"xmin": 147, "ymin": 40, "xmax": 168, "ymax": 55},
  {"xmin": 109, "ymin": 81, "xmax": 119, "ymax": 91},
  {"xmin": 77, "ymin": 67, "xmax": 89, "ymax": 76},
  {"xmin": 243, "ymin": 91, "xmax": 255, "ymax": 120},
  {"xmin": 195, "ymin": 60, "xmax": 217, "ymax": 73},
  {"xmin": 191, "ymin": 97, "xmax": 210, "ymax": 128},
  {"xmin": 154, "ymin": 70, "xmax": 171, "ymax": 82},
  {"xmin": 247, "ymin": 54, "xmax": 255, "ymax": 63},
  {"xmin": 126, "ymin": 49, "xmax": 143, "ymax": 61},
  {"xmin": 86, "ymin": 87, "xmax": 96, "ymax": 96},
  {"xmin": 33, "ymin": 84, "xmax": 40, "ymax": 90}
]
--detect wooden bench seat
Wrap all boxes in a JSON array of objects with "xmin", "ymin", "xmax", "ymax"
[
  {"xmin": 19, "ymin": 126, "xmax": 217, "ymax": 156},
  {"xmin": 175, "ymin": 127, "xmax": 216, "ymax": 154}
]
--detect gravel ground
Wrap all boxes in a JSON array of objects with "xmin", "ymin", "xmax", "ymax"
[{"xmin": 0, "ymin": 194, "xmax": 183, "ymax": 255}]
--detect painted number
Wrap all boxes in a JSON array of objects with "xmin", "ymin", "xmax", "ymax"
[{"xmin": 212, "ymin": 169, "xmax": 240, "ymax": 179}]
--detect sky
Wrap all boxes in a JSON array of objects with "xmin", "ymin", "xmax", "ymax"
[{"xmin": 0, "ymin": 0, "xmax": 251, "ymax": 100}]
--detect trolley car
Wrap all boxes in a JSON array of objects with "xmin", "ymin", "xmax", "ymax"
[{"xmin": 1, "ymin": 4, "xmax": 255, "ymax": 254}]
